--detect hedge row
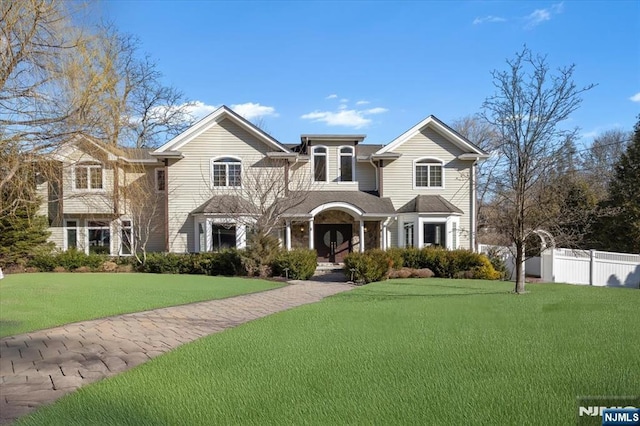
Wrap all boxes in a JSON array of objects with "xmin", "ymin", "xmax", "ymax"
[
  {"xmin": 344, "ymin": 247, "xmax": 503, "ymax": 284},
  {"xmin": 28, "ymin": 248, "xmax": 318, "ymax": 280}
]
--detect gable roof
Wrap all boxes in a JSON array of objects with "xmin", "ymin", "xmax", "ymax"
[
  {"xmin": 154, "ymin": 105, "xmax": 291, "ymax": 154},
  {"xmin": 397, "ymin": 195, "xmax": 464, "ymax": 215},
  {"xmin": 191, "ymin": 195, "xmax": 257, "ymax": 215},
  {"xmin": 376, "ymin": 115, "xmax": 488, "ymax": 157},
  {"xmin": 51, "ymin": 134, "xmax": 158, "ymax": 164}
]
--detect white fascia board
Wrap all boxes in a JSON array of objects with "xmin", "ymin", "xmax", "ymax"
[
  {"xmin": 154, "ymin": 105, "xmax": 291, "ymax": 154},
  {"xmin": 376, "ymin": 115, "xmax": 487, "ymax": 156}
]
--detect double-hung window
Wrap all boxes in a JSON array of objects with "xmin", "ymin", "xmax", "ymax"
[
  {"xmin": 414, "ymin": 158, "xmax": 443, "ymax": 188},
  {"xmin": 121, "ymin": 220, "xmax": 133, "ymax": 255},
  {"xmin": 312, "ymin": 146, "xmax": 327, "ymax": 182},
  {"xmin": 155, "ymin": 168, "xmax": 166, "ymax": 192},
  {"xmin": 211, "ymin": 157, "xmax": 241, "ymax": 187},
  {"xmin": 74, "ymin": 163, "xmax": 103, "ymax": 190},
  {"xmin": 339, "ymin": 147, "xmax": 354, "ymax": 182}
]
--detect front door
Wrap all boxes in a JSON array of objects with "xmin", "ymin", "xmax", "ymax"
[{"xmin": 315, "ymin": 224, "xmax": 352, "ymax": 263}]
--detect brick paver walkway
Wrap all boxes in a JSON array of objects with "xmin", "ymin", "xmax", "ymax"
[{"xmin": 0, "ymin": 281, "xmax": 353, "ymax": 424}]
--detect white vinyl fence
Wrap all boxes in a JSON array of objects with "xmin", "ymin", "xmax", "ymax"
[{"xmin": 478, "ymin": 245, "xmax": 640, "ymax": 289}]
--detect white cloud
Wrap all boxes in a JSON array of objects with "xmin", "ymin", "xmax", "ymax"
[
  {"xmin": 185, "ymin": 100, "xmax": 219, "ymax": 120},
  {"xmin": 340, "ymin": 98, "xmax": 349, "ymax": 103},
  {"xmin": 325, "ymin": 94, "xmax": 338, "ymax": 99},
  {"xmin": 630, "ymin": 92, "xmax": 640, "ymax": 102},
  {"xmin": 301, "ymin": 106, "xmax": 388, "ymax": 129},
  {"xmin": 355, "ymin": 100, "xmax": 370, "ymax": 105},
  {"xmin": 473, "ymin": 15, "xmax": 506, "ymax": 25},
  {"xmin": 230, "ymin": 102, "xmax": 278, "ymax": 120},
  {"xmin": 525, "ymin": 2, "xmax": 563, "ymax": 29}
]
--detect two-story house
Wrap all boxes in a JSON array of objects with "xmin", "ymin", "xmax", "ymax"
[{"xmin": 39, "ymin": 106, "xmax": 488, "ymax": 262}]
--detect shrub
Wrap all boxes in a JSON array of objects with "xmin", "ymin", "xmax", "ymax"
[
  {"xmin": 385, "ymin": 248, "xmax": 404, "ymax": 270},
  {"xmin": 242, "ymin": 234, "xmax": 281, "ymax": 277},
  {"xmin": 420, "ymin": 247, "xmax": 451, "ymax": 277},
  {"xmin": 206, "ymin": 250, "xmax": 244, "ymax": 276},
  {"xmin": 53, "ymin": 266, "xmax": 66, "ymax": 273},
  {"xmin": 28, "ymin": 249, "xmax": 105, "ymax": 272},
  {"xmin": 401, "ymin": 247, "xmax": 422, "ymax": 269},
  {"xmin": 343, "ymin": 250, "xmax": 390, "ymax": 284},
  {"xmin": 139, "ymin": 252, "xmax": 182, "ymax": 274},
  {"xmin": 271, "ymin": 249, "xmax": 317, "ymax": 280},
  {"xmin": 29, "ymin": 253, "xmax": 57, "ymax": 272}
]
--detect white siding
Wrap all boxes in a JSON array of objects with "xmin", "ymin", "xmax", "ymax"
[
  {"xmin": 382, "ymin": 127, "xmax": 474, "ymax": 249},
  {"xmin": 166, "ymin": 117, "xmax": 284, "ymax": 252}
]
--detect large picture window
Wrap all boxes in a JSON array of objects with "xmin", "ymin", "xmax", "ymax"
[
  {"xmin": 74, "ymin": 163, "xmax": 103, "ymax": 190},
  {"xmin": 87, "ymin": 220, "xmax": 111, "ymax": 254},
  {"xmin": 211, "ymin": 157, "xmax": 241, "ymax": 187},
  {"xmin": 312, "ymin": 146, "xmax": 327, "ymax": 182},
  {"xmin": 212, "ymin": 224, "xmax": 236, "ymax": 251},
  {"xmin": 339, "ymin": 146, "xmax": 354, "ymax": 182},
  {"xmin": 415, "ymin": 159, "xmax": 443, "ymax": 188},
  {"xmin": 423, "ymin": 223, "xmax": 446, "ymax": 247}
]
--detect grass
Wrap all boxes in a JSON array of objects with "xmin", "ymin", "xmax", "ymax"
[
  {"xmin": 16, "ymin": 279, "xmax": 640, "ymax": 425},
  {"xmin": 0, "ymin": 273, "xmax": 283, "ymax": 337}
]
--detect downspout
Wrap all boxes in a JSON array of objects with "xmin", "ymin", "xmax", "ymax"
[
  {"xmin": 471, "ymin": 158, "xmax": 477, "ymax": 252},
  {"xmin": 164, "ymin": 158, "xmax": 169, "ymax": 252}
]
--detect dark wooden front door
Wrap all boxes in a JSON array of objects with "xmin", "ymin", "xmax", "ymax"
[{"xmin": 315, "ymin": 224, "xmax": 352, "ymax": 263}]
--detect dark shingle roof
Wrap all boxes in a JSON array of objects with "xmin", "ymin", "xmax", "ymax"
[
  {"xmin": 119, "ymin": 147, "xmax": 156, "ymax": 161},
  {"xmin": 191, "ymin": 196, "xmax": 256, "ymax": 215},
  {"xmin": 286, "ymin": 191, "xmax": 396, "ymax": 216},
  {"xmin": 357, "ymin": 144, "xmax": 383, "ymax": 157},
  {"xmin": 397, "ymin": 195, "xmax": 463, "ymax": 214}
]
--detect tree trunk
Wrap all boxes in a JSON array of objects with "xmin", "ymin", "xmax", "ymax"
[{"xmin": 514, "ymin": 242, "xmax": 526, "ymax": 293}]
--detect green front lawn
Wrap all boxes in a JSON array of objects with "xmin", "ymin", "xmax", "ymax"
[
  {"xmin": 18, "ymin": 279, "xmax": 640, "ymax": 425},
  {"xmin": 0, "ymin": 273, "xmax": 283, "ymax": 337}
]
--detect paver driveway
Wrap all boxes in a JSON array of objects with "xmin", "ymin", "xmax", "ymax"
[{"xmin": 0, "ymin": 280, "xmax": 353, "ymax": 424}]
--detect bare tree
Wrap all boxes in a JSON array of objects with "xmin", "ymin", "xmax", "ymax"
[
  {"xmin": 481, "ymin": 46, "xmax": 595, "ymax": 294},
  {"xmin": 211, "ymin": 158, "xmax": 312, "ymax": 239},
  {"xmin": 451, "ymin": 115, "xmax": 501, "ymax": 238},
  {"xmin": 0, "ymin": 0, "xmax": 99, "ymax": 217}
]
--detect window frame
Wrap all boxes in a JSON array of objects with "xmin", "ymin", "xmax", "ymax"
[
  {"xmin": 312, "ymin": 146, "xmax": 328, "ymax": 182},
  {"xmin": 72, "ymin": 162, "xmax": 104, "ymax": 191},
  {"xmin": 403, "ymin": 222, "xmax": 414, "ymax": 248},
  {"xmin": 210, "ymin": 156, "xmax": 242, "ymax": 188},
  {"xmin": 155, "ymin": 168, "xmax": 166, "ymax": 192},
  {"xmin": 120, "ymin": 219, "xmax": 133, "ymax": 256},
  {"xmin": 86, "ymin": 219, "xmax": 111, "ymax": 255},
  {"xmin": 413, "ymin": 157, "xmax": 444, "ymax": 189},
  {"xmin": 64, "ymin": 219, "xmax": 79, "ymax": 251},
  {"xmin": 337, "ymin": 146, "xmax": 355, "ymax": 183}
]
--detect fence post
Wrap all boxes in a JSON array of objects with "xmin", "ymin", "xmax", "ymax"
[{"xmin": 589, "ymin": 249, "xmax": 596, "ymax": 286}]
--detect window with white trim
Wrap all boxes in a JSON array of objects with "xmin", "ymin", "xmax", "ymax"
[
  {"xmin": 87, "ymin": 220, "xmax": 111, "ymax": 254},
  {"xmin": 423, "ymin": 223, "xmax": 446, "ymax": 247},
  {"xmin": 211, "ymin": 157, "xmax": 241, "ymax": 187},
  {"xmin": 404, "ymin": 222, "xmax": 414, "ymax": 248},
  {"xmin": 155, "ymin": 168, "xmax": 166, "ymax": 192},
  {"xmin": 312, "ymin": 146, "xmax": 327, "ymax": 182},
  {"xmin": 121, "ymin": 220, "xmax": 133, "ymax": 255},
  {"xmin": 415, "ymin": 159, "xmax": 443, "ymax": 188},
  {"xmin": 339, "ymin": 146, "xmax": 354, "ymax": 182},
  {"xmin": 212, "ymin": 224, "xmax": 236, "ymax": 251},
  {"xmin": 74, "ymin": 163, "xmax": 103, "ymax": 190},
  {"xmin": 65, "ymin": 220, "xmax": 78, "ymax": 250}
]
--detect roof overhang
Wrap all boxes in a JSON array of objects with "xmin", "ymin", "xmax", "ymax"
[
  {"xmin": 458, "ymin": 153, "xmax": 490, "ymax": 161},
  {"xmin": 375, "ymin": 115, "xmax": 489, "ymax": 157},
  {"xmin": 150, "ymin": 150, "xmax": 184, "ymax": 159},
  {"xmin": 371, "ymin": 152, "xmax": 402, "ymax": 160},
  {"xmin": 154, "ymin": 105, "xmax": 291, "ymax": 155},
  {"xmin": 300, "ymin": 134, "xmax": 366, "ymax": 144}
]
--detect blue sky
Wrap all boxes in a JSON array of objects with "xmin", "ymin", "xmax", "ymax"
[{"xmin": 99, "ymin": 1, "xmax": 640, "ymax": 147}]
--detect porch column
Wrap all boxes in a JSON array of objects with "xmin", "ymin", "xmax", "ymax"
[
  {"xmin": 359, "ymin": 220, "xmax": 365, "ymax": 253},
  {"xmin": 381, "ymin": 222, "xmax": 387, "ymax": 250},
  {"xmin": 285, "ymin": 220, "xmax": 292, "ymax": 251},
  {"xmin": 308, "ymin": 219, "xmax": 314, "ymax": 249}
]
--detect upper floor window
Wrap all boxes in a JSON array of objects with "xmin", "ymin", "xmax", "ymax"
[
  {"xmin": 312, "ymin": 146, "xmax": 327, "ymax": 182},
  {"xmin": 211, "ymin": 157, "xmax": 241, "ymax": 187},
  {"xmin": 414, "ymin": 158, "xmax": 443, "ymax": 188},
  {"xmin": 74, "ymin": 163, "xmax": 103, "ymax": 190},
  {"xmin": 339, "ymin": 146, "xmax": 354, "ymax": 182},
  {"xmin": 155, "ymin": 168, "xmax": 166, "ymax": 192}
]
